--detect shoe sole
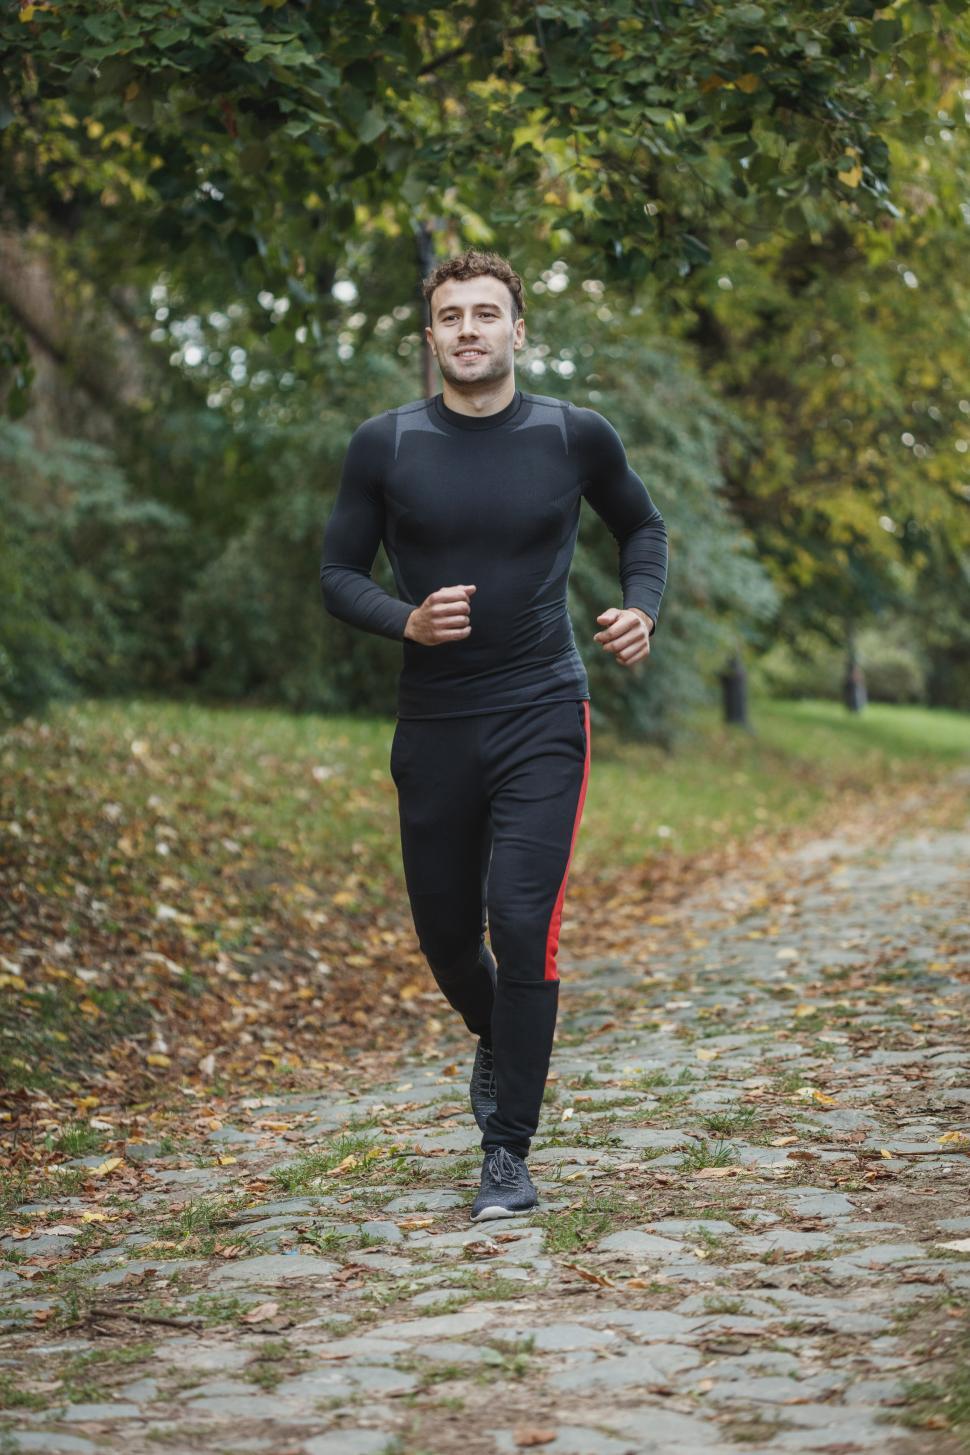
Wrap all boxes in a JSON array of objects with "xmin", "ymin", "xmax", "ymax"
[{"xmin": 470, "ymin": 1202, "xmax": 535, "ymax": 1222}]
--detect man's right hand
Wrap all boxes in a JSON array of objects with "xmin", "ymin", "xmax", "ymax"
[{"xmin": 404, "ymin": 585, "xmax": 476, "ymax": 645}]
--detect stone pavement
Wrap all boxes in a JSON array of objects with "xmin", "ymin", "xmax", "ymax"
[{"xmin": 2, "ymin": 807, "xmax": 969, "ymax": 1454}]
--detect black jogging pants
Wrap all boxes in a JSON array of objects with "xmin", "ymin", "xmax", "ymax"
[{"xmin": 389, "ymin": 697, "xmax": 591, "ymax": 1160}]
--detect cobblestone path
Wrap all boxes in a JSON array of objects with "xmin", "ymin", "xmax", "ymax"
[{"xmin": 2, "ymin": 803, "xmax": 969, "ymax": 1454}]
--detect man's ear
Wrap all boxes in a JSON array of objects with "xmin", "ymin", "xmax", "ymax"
[{"xmin": 513, "ymin": 319, "xmax": 526, "ymax": 351}]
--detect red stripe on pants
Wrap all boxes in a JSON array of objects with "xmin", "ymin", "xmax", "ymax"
[{"xmin": 543, "ymin": 699, "xmax": 591, "ymax": 982}]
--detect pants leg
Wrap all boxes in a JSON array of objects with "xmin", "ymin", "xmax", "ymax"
[
  {"xmin": 480, "ymin": 699, "xmax": 591, "ymax": 1159},
  {"xmin": 390, "ymin": 715, "xmax": 495, "ymax": 1038}
]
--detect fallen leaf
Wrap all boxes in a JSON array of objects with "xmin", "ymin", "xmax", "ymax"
[
  {"xmin": 514, "ymin": 1431, "xmax": 558, "ymax": 1448},
  {"xmin": 327, "ymin": 1154, "xmax": 359, "ymax": 1176},
  {"xmin": 561, "ymin": 1262, "xmax": 615, "ymax": 1288},
  {"xmin": 241, "ymin": 1300, "xmax": 279, "ymax": 1323},
  {"xmin": 692, "ymin": 1166, "xmax": 742, "ymax": 1179},
  {"xmin": 770, "ymin": 1136, "xmax": 798, "ymax": 1147},
  {"xmin": 88, "ymin": 1157, "xmax": 123, "ymax": 1178}
]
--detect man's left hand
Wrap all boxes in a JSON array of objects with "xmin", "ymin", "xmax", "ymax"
[{"xmin": 593, "ymin": 607, "xmax": 653, "ymax": 668}]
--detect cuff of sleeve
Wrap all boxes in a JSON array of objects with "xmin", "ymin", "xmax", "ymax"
[
  {"xmin": 396, "ymin": 602, "xmax": 416, "ymax": 640},
  {"xmin": 626, "ymin": 602, "xmax": 659, "ymax": 637}
]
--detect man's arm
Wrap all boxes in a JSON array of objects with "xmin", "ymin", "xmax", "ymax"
[
  {"xmin": 572, "ymin": 405, "xmax": 668, "ymax": 636},
  {"xmin": 320, "ymin": 416, "xmax": 415, "ymax": 641}
]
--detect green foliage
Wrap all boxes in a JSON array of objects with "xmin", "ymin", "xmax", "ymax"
[
  {"xmin": 0, "ymin": 422, "xmax": 195, "ymax": 722},
  {"xmin": 545, "ymin": 297, "xmax": 779, "ymax": 743},
  {"xmin": 2, "ymin": 0, "xmax": 960, "ymax": 330},
  {"xmin": 0, "ymin": 4, "xmax": 966, "ymax": 725},
  {"xmin": 753, "ymin": 621, "xmax": 930, "ymax": 704}
]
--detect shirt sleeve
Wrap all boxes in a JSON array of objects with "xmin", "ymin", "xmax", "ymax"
[
  {"xmin": 571, "ymin": 404, "xmax": 668, "ymax": 636},
  {"xmin": 319, "ymin": 415, "xmax": 415, "ymax": 642}
]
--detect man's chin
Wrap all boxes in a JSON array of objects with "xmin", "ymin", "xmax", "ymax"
[{"xmin": 439, "ymin": 363, "xmax": 512, "ymax": 390}]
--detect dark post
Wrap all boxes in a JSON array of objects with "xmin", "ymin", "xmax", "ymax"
[
  {"xmin": 415, "ymin": 220, "xmax": 436, "ymax": 399},
  {"xmin": 843, "ymin": 628, "xmax": 867, "ymax": 713},
  {"xmin": 720, "ymin": 651, "xmax": 752, "ymax": 729}
]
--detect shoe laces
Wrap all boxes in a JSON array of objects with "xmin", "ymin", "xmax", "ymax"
[
  {"xmin": 485, "ymin": 1146, "xmax": 521, "ymax": 1188},
  {"xmin": 476, "ymin": 1044, "xmax": 497, "ymax": 1100}
]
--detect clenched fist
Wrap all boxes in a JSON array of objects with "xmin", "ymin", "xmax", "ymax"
[
  {"xmin": 594, "ymin": 606, "xmax": 654, "ymax": 667},
  {"xmin": 404, "ymin": 584, "xmax": 476, "ymax": 646}
]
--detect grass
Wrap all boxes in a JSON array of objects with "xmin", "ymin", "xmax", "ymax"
[
  {"xmin": 896, "ymin": 1327, "xmax": 970, "ymax": 1439},
  {"xmin": 535, "ymin": 1191, "xmax": 627, "ymax": 1254},
  {"xmin": 243, "ymin": 1338, "xmax": 308, "ymax": 1390},
  {"xmin": 678, "ymin": 1138, "xmax": 739, "ymax": 1171},
  {"xmin": 2, "ymin": 693, "xmax": 967, "ymax": 1101},
  {"xmin": 700, "ymin": 1106, "xmax": 761, "ymax": 1137},
  {"xmin": 42, "ymin": 1122, "xmax": 106, "ymax": 1158},
  {"xmin": 270, "ymin": 1135, "xmax": 409, "ymax": 1193}
]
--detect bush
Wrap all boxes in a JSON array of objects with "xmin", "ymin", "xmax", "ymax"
[
  {"xmin": 752, "ymin": 621, "xmax": 928, "ymax": 704},
  {"xmin": 0, "ymin": 422, "xmax": 195, "ymax": 723}
]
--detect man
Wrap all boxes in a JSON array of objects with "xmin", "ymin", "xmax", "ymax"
[{"xmin": 320, "ymin": 248, "xmax": 668, "ymax": 1222}]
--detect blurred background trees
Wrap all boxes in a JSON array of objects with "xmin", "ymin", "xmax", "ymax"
[{"xmin": 1, "ymin": 0, "xmax": 967, "ymax": 737}]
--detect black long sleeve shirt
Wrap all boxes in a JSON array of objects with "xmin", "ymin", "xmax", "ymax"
[{"xmin": 320, "ymin": 387, "xmax": 668, "ymax": 720}]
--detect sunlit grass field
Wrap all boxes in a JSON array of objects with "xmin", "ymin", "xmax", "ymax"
[{"xmin": 5, "ymin": 694, "xmax": 966, "ymax": 889}]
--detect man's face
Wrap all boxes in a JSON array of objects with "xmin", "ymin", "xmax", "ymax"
[{"xmin": 425, "ymin": 275, "xmax": 525, "ymax": 388}]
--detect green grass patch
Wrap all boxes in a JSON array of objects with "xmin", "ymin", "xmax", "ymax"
[
  {"xmin": 678, "ymin": 1138, "xmax": 738, "ymax": 1171},
  {"xmin": 699, "ymin": 1106, "xmax": 761, "ymax": 1137},
  {"xmin": 534, "ymin": 1194, "xmax": 623, "ymax": 1255},
  {"xmin": 270, "ymin": 1134, "xmax": 405, "ymax": 1194}
]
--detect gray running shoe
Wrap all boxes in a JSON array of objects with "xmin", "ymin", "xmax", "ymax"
[
  {"xmin": 470, "ymin": 1146, "xmax": 537, "ymax": 1221},
  {"xmin": 469, "ymin": 1039, "xmax": 497, "ymax": 1132}
]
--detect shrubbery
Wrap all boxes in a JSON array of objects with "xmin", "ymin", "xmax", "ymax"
[
  {"xmin": 752, "ymin": 621, "xmax": 929, "ymax": 705},
  {"xmin": 0, "ymin": 423, "xmax": 195, "ymax": 723}
]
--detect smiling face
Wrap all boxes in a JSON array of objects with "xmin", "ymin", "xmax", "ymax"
[{"xmin": 425, "ymin": 274, "xmax": 526, "ymax": 390}]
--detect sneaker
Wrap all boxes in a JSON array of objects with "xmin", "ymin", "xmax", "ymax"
[
  {"xmin": 470, "ymin": 1146, "xmax": 537, "ymax": 1222},
  {"xmin": 469, "ymin": 1039, "xmax": 497, "ymax": 1132}
]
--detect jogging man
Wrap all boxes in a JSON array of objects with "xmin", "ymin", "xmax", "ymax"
[{"xmin": 320, "ymin": 248, "xmax": 668, "ymax": 1221}]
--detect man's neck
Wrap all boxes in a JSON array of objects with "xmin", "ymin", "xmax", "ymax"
[{"xmin": 440, "ymin": 374, "xmax": 517, "ymax": 418}]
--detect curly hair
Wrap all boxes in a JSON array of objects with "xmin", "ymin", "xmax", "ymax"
[{"xmin": 421, "ymin": 248, "xmax": 526, "ymax": 322}]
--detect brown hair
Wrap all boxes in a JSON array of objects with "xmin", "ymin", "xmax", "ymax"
[{"xmin": 421, "ymin": 248, "xmax": 526, "ymax": 323}]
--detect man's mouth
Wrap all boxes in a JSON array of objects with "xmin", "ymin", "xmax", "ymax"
[{"xmin": 455, "ymin": 349, "xmax": 486, "ymax": 359}]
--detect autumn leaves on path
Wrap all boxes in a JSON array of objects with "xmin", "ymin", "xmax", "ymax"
[{"xmin": 1, "ymin": 800, "xmax": 969, "ymax": 1454}]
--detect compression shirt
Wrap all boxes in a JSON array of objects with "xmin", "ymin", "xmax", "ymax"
[{"xmin": 320, "ymin": 388, "xmax": 668, "ymax": 720}]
